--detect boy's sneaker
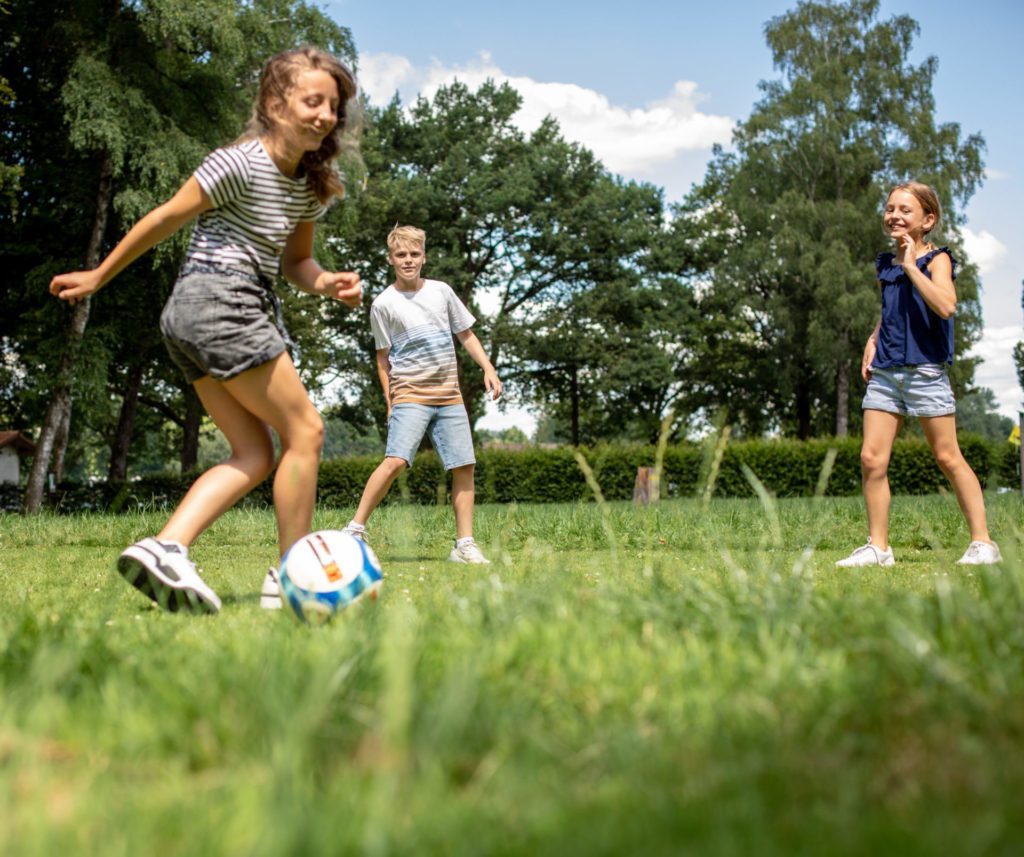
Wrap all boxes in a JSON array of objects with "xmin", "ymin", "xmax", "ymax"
[
  {"xmin": 956, "ymin": 541, "xmax": 1002, "ymax": 565},
  {"xmin": 835, "ymin": 541, "xmax": 895, "ymax": 568},
  {"xmin": 342, "ymin": 523, "xmax": 366, "ymax": 542},
  {"xmin": 260, "ymin": 567, "xmax": 282, "ymax": 609},
  {"xmin": 117, "ymin": 537, "xmax": 221, "ymax": 613},
  {"xmin": 448, "ymin": 539, "xmax": 490, "ymax": 565}
]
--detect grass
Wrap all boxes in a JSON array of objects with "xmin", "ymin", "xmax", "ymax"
[{"xmin": 1, "ymin": 491, "xmax": 1023, "ymax": 855}]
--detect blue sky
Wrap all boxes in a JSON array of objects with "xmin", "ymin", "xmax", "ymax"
[{"xmin": 323, "ymin": 0, "xmax": 1024, "ymax": 428}]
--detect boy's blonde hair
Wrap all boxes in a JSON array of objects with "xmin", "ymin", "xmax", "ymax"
[{"xmin": 387, "ymin": 224, "xmax": 426, "ymax": 252}]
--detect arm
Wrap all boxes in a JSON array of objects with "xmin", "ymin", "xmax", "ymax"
[
  {"xmin": 862, "ymin": 316, "xmax": 881, "ymax": 382},
  {"xmin": 49, "ymin": 177, "xmax": 212, "ymax": 304},
  {"xmin": 456, "ymin": 329, "xmax": 503, "ymax": 400},
  {"xmin": 898, "ymin": 237, "xmax": 957, "ymax": 318},
  {"xmin": 281, "ymin": 220, "xmax": 362, "ymax": 308},
  {"xmin": 375, "ymin": 348, "xmax": 392, "ymax": 417}
]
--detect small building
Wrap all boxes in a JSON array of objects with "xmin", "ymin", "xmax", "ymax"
[{"xmin": 0, "ymin": 431, "xmax": 36, "ymax": 485}]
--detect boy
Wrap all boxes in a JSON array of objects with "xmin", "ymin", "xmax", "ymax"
[{"xmin": 343, "ymin": 225, "xmax": 502, "ymax": 563}]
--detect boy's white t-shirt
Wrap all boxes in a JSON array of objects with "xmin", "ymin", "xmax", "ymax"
[{"xmin": 369, "ymin": 279, "xmax": 475, "ymax": 406}]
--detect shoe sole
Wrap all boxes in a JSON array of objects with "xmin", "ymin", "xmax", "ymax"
[{"xmin": 117, "ymin": 547, "xmax": 220, "ymax": 614}]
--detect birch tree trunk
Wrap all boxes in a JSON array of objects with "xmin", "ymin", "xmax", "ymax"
[{"xmin": 24, "ymin": 154, "xmax": 112, "ymax": 512}]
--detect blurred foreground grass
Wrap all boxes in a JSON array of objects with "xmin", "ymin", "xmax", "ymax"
[{"xmin": 1, "ymin": 492, "xmax": 1023, "ymax": 855}]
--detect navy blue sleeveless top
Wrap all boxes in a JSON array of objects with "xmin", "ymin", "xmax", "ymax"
[{"xmin": 872, "ymin": 247, "xmax": 956, "ymax": 368}]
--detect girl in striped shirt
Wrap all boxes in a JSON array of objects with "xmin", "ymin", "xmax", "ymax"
[{"xmin": 49, "ymin": 47, "xmax": 363, "ymax": 613}]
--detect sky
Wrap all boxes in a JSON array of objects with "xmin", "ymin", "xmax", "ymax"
[{"xmin": 322, "ymin": 0, "xmax": 1024, "ymax": 432}]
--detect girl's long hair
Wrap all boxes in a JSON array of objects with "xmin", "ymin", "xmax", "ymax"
[{"xmin": 238, "ymin": 47, "xmax": 361, "ymax": 203}]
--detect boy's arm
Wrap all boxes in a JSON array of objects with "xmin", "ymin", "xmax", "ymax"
[
  {"xmin": 456, "ymin": 329, "xmax": 503, "ymax": 400},
  {"xmin": 376, "ymin": 348, "xmax": 392, "ymax": 417}
]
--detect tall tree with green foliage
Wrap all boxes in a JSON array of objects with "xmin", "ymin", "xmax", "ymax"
[
  {"xmin": 326, "ymin": 81, "xmax": 669, "ymax": 434},
  {"xmin": 1, "ymin": 0, "xmax": 355, "ymax": 507},
  {"xmin": 680, "ymin": 0, "xmax": 985, "ymax": 438}
]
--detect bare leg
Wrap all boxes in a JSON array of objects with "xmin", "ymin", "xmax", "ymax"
[
  {"xmin": 919, "ymin": 414, "xmax": 992, "ymax": 543},
  {"xmin": 158, "ymin": 376, "xmax": 275, "ymax": 547},
  {"xmin": 352, "ymin": 457, "xmax": 407, "ymax": 525},
  {"xmin": 451, "ymin": 464, "xmax": 475, "ymax": 539},
  {"xmin": 861, "ymin": 409, "xmax": 904, "ymax": 550},
  {"xmin": 211, "ymin": 353, "xmax": 325, "ymax": 557}
]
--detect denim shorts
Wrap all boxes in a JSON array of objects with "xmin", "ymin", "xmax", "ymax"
[
  {"xmin": 862, "ymin": 364, "xmax": 956, "ymax": 417},
  {"xmin": 160, "ymin": 263, "xmax": 288, "ymax": 383},
  {"xmin": 386, "ymin": 403, "xmax": 475, "ymax": 470}
]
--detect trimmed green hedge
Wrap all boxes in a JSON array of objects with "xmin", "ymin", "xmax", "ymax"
[{"xmin": 10, "ymin": 435, "xmax": 1020, "ymax": 513}]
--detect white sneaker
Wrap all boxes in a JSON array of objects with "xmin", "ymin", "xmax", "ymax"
[
  {"xmin": 836, "ymin": 541, "xmax": 895, "ymax": 568},
  {"xmin": 117, "ymin": 537, "xmax": 221, "ymax": 613},
  {"xmin": 448, "ymin": 539, "xmax": 490, "ymax": 565},
  {"xmin": 956, "ymin": 541, "xmax": 1002, "ymax": 565},
  {"xmin": 260, "ymin": 567, "xmax": 282, "ymax": 609},
  {"xmin": 342, "ymin": 523, "xmax": 367, "ymax": 542}
]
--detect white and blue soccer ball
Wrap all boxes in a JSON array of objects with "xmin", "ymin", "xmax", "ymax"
[{"xmin": 279, "ymin": 530, "xmax": 383, "ymax": 624}]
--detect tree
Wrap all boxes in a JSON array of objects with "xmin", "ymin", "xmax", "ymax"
[
  {"xmin": 680, "ymin": 0, "xmax": 986, "ymax": 438},
  {"xmin": 1015, "ymin": 279, "xmax": 1024, "ymax": 412}
]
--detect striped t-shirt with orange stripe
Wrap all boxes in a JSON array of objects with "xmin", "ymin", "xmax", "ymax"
[{"xmin": 370, "ymin": 280, "xmax": 475, "ymax": 406}]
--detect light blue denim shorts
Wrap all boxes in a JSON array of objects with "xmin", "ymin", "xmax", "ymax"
[
  {"xmin": 386, "ymin": 403, "xmax": 476, "ymax": 470},
  {"xmin": 862, "ymin": 364, "xmax": 956, "ymax": 417}
]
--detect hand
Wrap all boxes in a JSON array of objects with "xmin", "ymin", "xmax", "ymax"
[
  {"xmin": 484, "ymin": 370, "xmax": 503, "ymax": 401},
  {"xmin": 897, "ymin": 233, "xmax": 917, "ymax": 270},
  {"xmin": 49, "ymin": 270, "xmax": 103, "ymax": 305},
  {"xmin": 861, "ymin": 337, "xmax": 876, "ymax": 382},
  {"xmin": 318, "ymin": 271, "xmax": 362, "ymax": 308}
]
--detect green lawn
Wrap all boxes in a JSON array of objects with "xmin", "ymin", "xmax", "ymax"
[{"xmin": 1, "ymin": 493, "xmax": 1023, "ymax": 855}]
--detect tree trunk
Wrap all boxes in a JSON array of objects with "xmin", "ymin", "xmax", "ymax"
[
  {"xmin": 181, "ymin": 384, "xmax": 202, "ymax": 473},
  {"xmin": 569, "ymin": 363, "xmax": 580, "ymax": 447},
  {"xmin": 108, "ymin": 362, "xmax": 144, "ymax": 484},
  {"xmin": 51, "ymin": 407, "xmax": 71, "ymax": 484},
  {"xmin": 24, "ymin": 153, "xmax": 113, "ymax": 512},
  {"xmin": 835, "ymin": 359, "xmax": 850, "ymax": 437}
]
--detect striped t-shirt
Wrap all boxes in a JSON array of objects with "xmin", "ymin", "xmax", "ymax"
[
  {"xmin": 185, "ymin": 139, "xmax": 326, "ymax": 281},
  {"xmin": 370, "ymin": 280, "xmax": 475, "ymax": 406}
]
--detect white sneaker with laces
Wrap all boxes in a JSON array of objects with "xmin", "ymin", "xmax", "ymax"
[
  {"xmin": 117, "ymin": 537, "xmax": 221, "ymax": 613},
  {"xmin": 342, "ymin": 523, "xmax": 367, "ymax": 542},
  {"xmin": 836, "ymin": 541, "xmax": 895, "ymax": 568},
  {"xmin": 260, "ymin": 567, "xmax": 282, "ymax": 609},
  {"xmin": 956, "ymin": 541, "xmax": 1002, "ymax": 565},
  {"xmin": 448, "ymin": 539, "xmax": 491, "ymax": 565}
]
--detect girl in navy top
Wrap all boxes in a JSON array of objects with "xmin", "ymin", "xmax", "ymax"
[
  {"xmin": 837, "ymin": 182, "xmax": 1001, "ymax": 568},
  {"xmin": 49, "ymin": 48, "xmax": 364, "ymax": 612}
]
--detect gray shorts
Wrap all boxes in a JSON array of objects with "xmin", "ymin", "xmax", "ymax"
[
  {"xmin": 160, "ymin": 264, "xmax": 288, "ymax": 383},
  {"xmin": 862, "ymin": 364, "xmax": 956, "ymax": 417}
]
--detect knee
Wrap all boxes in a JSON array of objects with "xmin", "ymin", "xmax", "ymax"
[
  {"xmin": 861, "ymin": 447, "xmax": 890, "ymax": 476},
  {"xmin": 294, "ymin": 409, "xmax": 324, "ymax": 455},
  {"xmin": 235, "ymin": 433, "xmax": 275, "ymax": 482},
  {"xmin": 381, "ymin": 456, "xmax": 407, "ymax": 477},
  {"xmin": 933, "ymin": 448, "xmax": 965, "ymax": 474}
]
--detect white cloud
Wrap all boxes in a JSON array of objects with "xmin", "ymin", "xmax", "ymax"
[
  {"xmin": 985, "ymin": 168, "xmax": 1010, "ymax": 181},
  {"xmin": 358, "ymin": 50, "xmax": 734, "ymax": 176},
  {"xmin": 961, "ymin": 227, "xmax": 1009, "ymax": 276},
  {"xmin": 967, "ymin": 324, "xmax": 1023, "ymax": 417}
]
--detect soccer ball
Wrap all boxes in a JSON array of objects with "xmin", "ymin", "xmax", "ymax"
[{"xmin": 279, "ymin": 530, "xmax": 383, "ymax": 624}]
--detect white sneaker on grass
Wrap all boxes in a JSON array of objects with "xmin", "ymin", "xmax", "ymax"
[
  {"xmin": 448, "ymin": 539, "xmax": 490, "ymax": 565},
  {"xmin": 342, "ymin": 522, "xmax": 367, "ymax": 542},
  {"xmin": 260, "ymin": 568, "xmax": 282, "ymax": 610},
  {"xmin": 956, "ymin": 541, "xmax": 1002, "ymax": 565},
  {"xmin": 117, "ymin": 537, "xmax": 221, "ymax": 614},
  {"xmin": 835, "ymin": 541, "xmax": 895, "ymax": 568}
]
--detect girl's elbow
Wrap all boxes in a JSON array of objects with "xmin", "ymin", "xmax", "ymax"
[{"xmin": 942, "ymin": 300, "xmax": 957, "ymax": 319}]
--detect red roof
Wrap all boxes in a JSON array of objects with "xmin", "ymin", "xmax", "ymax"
[{"xmin": 0, "ymin": 431, "xmax": 36, "ymax": 455}]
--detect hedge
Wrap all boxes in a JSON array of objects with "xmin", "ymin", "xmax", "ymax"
[{"xmin": 5, "ymin": 434, "xmax": 1017, "ymax": 514}]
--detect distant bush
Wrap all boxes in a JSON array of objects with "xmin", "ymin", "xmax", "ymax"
[{"xmin": 10, "ymin": 434, "xmax": 1018, "ymax": 513}]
